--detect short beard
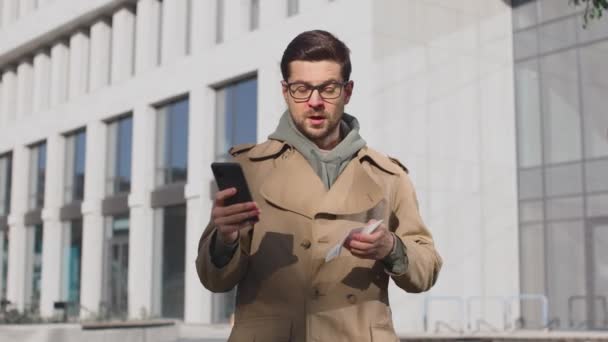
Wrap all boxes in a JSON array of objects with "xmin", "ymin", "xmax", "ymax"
[{"xmin": 292, "ymin": 111, "xmax": 342, "ymax": 145}]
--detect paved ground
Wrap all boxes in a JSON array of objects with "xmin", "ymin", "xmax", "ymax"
[{"xmin": 2, "ymin": 322, "xmax": 608, "ymax": 341}]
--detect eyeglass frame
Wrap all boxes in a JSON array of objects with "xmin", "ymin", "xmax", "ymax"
[{"xmin": 281, "ymin": 79, "xmax": 352, "ymax": 103}]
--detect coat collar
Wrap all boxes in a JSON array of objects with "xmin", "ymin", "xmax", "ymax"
[{"xmin": 257, "ymin": 143, "xmax": 394, "ymax": 219}]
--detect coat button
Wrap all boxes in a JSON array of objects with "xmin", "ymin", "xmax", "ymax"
[
  {"xmin": 312, "ymin": 287, "xmax": 321, "ymax": 300},
  {"xmin": 300, "ymin": 239, "xmax": 312, "ymax": 249},
  {"xmin": 346, "ymin": 294, "xmax": 357, "ymax": 304}
]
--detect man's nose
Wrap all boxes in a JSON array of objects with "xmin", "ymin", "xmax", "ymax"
[{"xmin": 307, "ymin": 89, "xmax": 325, "ymax": 109}]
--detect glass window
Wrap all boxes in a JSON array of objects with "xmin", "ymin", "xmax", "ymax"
[
  {"xmin": 215, "ymin": 77, "xmax": 258, "ymax": 160},
  {"xmin": 105, "ymin": 215, "xmax": 129, "ymax": 319},
  {"xmin": 546, "ymin": 196, "xmax": 584, "ymax": 220},
  {"xmin": 216, "ymin": 0, "xmax": 224, "ymax": 43},
  {"xmin": 513, "ymin": 0, "xmax": 538, "ymax": 30},
  {"xmin": 585, "ymin": 158, "xmax": 608, "ymax": 193},
  {"xmin": 250, "ymin": 0, "xmax": 259, "ymax": 31},
  {"xmin": 519, "ymin": 200, "xmax": 544, "ymax": 223},
  {"xmin": 539, "ymin": 16, "xmax": 578, "ymax": 54},
  {"xmin": 515, "ymin": 60, "xmax": 543, "ymax": 167},
  {"xmin": 519, "ymin": 224, "xmax": 545, "ymax": 328},
  {"xmin": 540, "ymin": 51, "xmax": 582, "ymax": 164},
  {"xmin": 518, "ymin": 168, "xmax": 544, "ymax": 200},
  {"xmin": 544, "ymin": 163, "xmax": 583, "ymax": 197},
  {"xmin": 62, "ymin": 219, "xmax": 82, "ymax": 317},
  {"xmin": 287, "ymin": 0, "xmax": 298, "ymax": 17},
  {"xmin": 0, "ymin": 231, "xmax": 7, "ymax": 300},
  {"xmin": 546, "ymin": 220, "xmax": 587, "ymax": 329},
  {"xmin": 157, "ymin": 205, "xmax": 186, "ymax": 319},
  {"xmin": 28, "ymin": 142, "xmax": 46, "ymax": 210},
  {"xmin": 577, "ymin": 14, "xmax": 608, "ymax": 43},
  {"xmin": 0, "ymin": 153, "xmax": 12, "ymax": 216},
  {"xmin": 26, "ymin": 224, "xmax": 43, "ymax": 314},
  {"xmin": 514, "ymin": 28, "xmax": 539, "ymax": 60},
  {"xmin": 591, "ymin": 221, "xmax": 608, "ymax": 329},
  {"xmin": 64, "ymin": 130, "xmax": 86, "ymax": 203},
  {"xmin": 587, "ymin": 193, "xmax": 608, "ymax": 217},
  {"xmin": 538, "ymin": 0, "xmax": 579, "ymax": 23},
  {"xmin": 156, "ymin": 98, "xmax": 189, "ymax": 186},
  {"xmin": 579, "ymin": 41, "xmax": 608, "ymax": 159},
  {"xmin": 106, "ymin": 116, "xmax": 133, "ymax": 195}
]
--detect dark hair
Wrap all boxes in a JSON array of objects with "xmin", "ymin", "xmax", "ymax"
[{"xmin": 280, "ymin": 30, "xmax": 351, "ymax": 82}]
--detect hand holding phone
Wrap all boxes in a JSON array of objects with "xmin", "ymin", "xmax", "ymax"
[{"xmin": 210, "ymin": 163, "xmax": 260, "ymax": 244}]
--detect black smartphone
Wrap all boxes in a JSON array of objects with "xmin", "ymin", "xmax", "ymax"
[{"xmin": 211, "ymin": 162, "xmax": 255, "ymax": 207}]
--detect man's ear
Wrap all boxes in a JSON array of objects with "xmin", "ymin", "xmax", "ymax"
[{"xmin": 343, "ymin": 80, "xmax": 354, "ymax": 104}]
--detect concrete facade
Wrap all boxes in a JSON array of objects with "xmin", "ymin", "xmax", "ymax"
[{"xmin": 0, "ymin": 0, "xmax": 519, "ymax": 333}]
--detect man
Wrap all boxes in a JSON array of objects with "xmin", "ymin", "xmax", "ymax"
[{"xmin": 196, "ymin": 30, "xmax": 442, "ymax": 342}]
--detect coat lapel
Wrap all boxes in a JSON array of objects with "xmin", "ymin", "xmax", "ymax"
[
  {"xmin": 259, "ymin": 150, "xmax": 327, "ymax": 219},
  {"xmin": 259, "ymin": 147, "xmax": 385, "ymax": 219},
  {"xmin": 318, "ymin": 154, "xmax": 384, "ymax": 216}
]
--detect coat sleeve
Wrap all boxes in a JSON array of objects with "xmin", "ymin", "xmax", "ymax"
[
  {"xmin": 388, "ymin": 171, "xmax": 442, "ymax": 293},
  {"xmin": 195, "ymin": 219, "xmax": 253, "ymax": 292}
]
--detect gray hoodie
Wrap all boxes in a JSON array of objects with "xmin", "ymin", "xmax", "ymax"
[{"xmin": 268, "ymin": 110, "xmax": 366, "ymax": 189}]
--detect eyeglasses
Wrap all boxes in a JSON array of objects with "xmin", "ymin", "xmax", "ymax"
[{"xmin": 284, "ymin": 80, "xmax": 349, "ymax": 102}]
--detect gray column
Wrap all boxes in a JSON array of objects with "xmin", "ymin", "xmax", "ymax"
[
  {"xmin": 183, "ymin": 85, "xmax": 213, "ymax": 323},
  {"xmin": 259, "ymin": 0, "xmax": 287, "ymax": 30},
  {"xmin": 135, "ymin": 0, "xmax": 161, "ymax": 73},
  {"xmin": 222, "ymin": 0, "xmax": 246, "ymax": 43},
  {"xmin": 16, "ymin": 60, "xmax": 33, "ymax": 119},
  {"xmin": 80, "ymin": 121, "xmax": 106, "ymax": 316},
  {"xmin": 1, "ymin": 69, "xmax": 17, "ymax": 123},
  {"xmin": 32, "ymin": 51, "xmax": 51, "ymax": 113},
  {"xmin": 50, "ymin": 41, "xmax": 69, "ymax": 106},
  {"xmin": 2, "ymin": 0, "xmax": 18, "ymax": 27},
  {"xmin": 39, "ymin": 135, "xmax": 65, "ymax": 317},
  {"xmin": 18, "ymin": 0, "xmax": 36, "ymax": 18},
  {"xmin": 6, "ymin": 145, "xmax": 28, "ymax": 311},
  {"xmin": 111, "ymin": 7, "xmax": 135, "ymax": 84},
  {"xmin": 160, "ymin": 0, "xmax": 189, "ymax": 64},
  {"xmin": 68, "ymin": 30, "xmax": 90, "ymax": 99},
  {"xmin": 89, "ymin": 18, "xmax": 111, "ymax": 91},
  {"xmin": 128, "ymin": 103, "xmax": 156, "ymax": 319}
]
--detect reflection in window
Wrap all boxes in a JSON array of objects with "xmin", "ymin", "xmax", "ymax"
[
  {"xmin": 156, "ymin": 98, "xmax": 189, "ymax": 186},
  {"xmin": 28, "ymin": 142, "xmax": 46, "ymax": 210},
  {"xmin": 538, "ymin": 17, "xmax": 577, "ymax": 54},
  {"xmin": 106, "ymin": 115, "xmax": 133, "ymax": 195},
  {"xmin": 1, "ymin": 232, "xmax": 7, "ymax": 300},
  {"xmin": 27, "ymin": 224, "xmax": 43, "ymax": 313},
  {"xmin": 546, "ymin": 221, "xmax": 587, "ymax": 328},
  {"xmin": 215, "ymin": 77, "xmax": 258, "ymax": 160},
  {"xmin": 540, "ymin": 51, "xmax": 582, "ymax": 164},
  {"xmin": 519, "ymin": 224, "xmax": 545, "ymax": 329},
  {"xmin": 287, "ymin": 0, "xmax": 298, "ymax": 17},
  {"xmin": 537, "ymin": 0, "xmax": 578, "ymax": 22},
  {"xmin": 64, "ymin": 130, "xmax": 87, "ymax": 203},
  {"xmin": 216, "ymin": 0, "xmax": 224, "ymax": 43},
  {"xmin": 512, "ymin": 0, "xmax": 538, "ymax": 30},
  {"xmin": 0, "ymin": 153, "xmax": 12, "ymax": 216},
  {"xmin": 514, "ymin": 2, "xmax": 608, "ymax": 330},
  {"xmin": 105, "ymin": 215, "xmax": 129, "ymax": 319},
  {"xmin": 63, "ymin": 219, "xmax": 82, "ymax": 317},
  {"xmin": 515, "ymin": 61, "xmax": 542, "ymax": 167},
  {"xmin": 579, "ymin": 41, "xmax": 608, "ymax": 159},
  {"xmin": 250, "ymin": 0, "xmax": 259, "ymax": 31},
  {"xmin": 544, "ymin": 163, "xmax": 583, "ymax": 197},
  {"xmin": 157, "ymin": 205, "xmax": 186, "ymax": 319}
]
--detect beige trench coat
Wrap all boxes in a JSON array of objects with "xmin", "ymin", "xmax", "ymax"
[{"xmin": 196, "ymin": 139, "xmax": 442, "ymax": 342}]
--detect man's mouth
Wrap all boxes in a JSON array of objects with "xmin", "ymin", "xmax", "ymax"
[{"xmin": 308, "ymin": 115, "xmax": 326, "ymax": 126}]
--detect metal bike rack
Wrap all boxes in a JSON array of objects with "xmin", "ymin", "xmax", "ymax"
[{"xmin": 423, "ymin": 296, "xmax": 465, "ymax": 333}]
